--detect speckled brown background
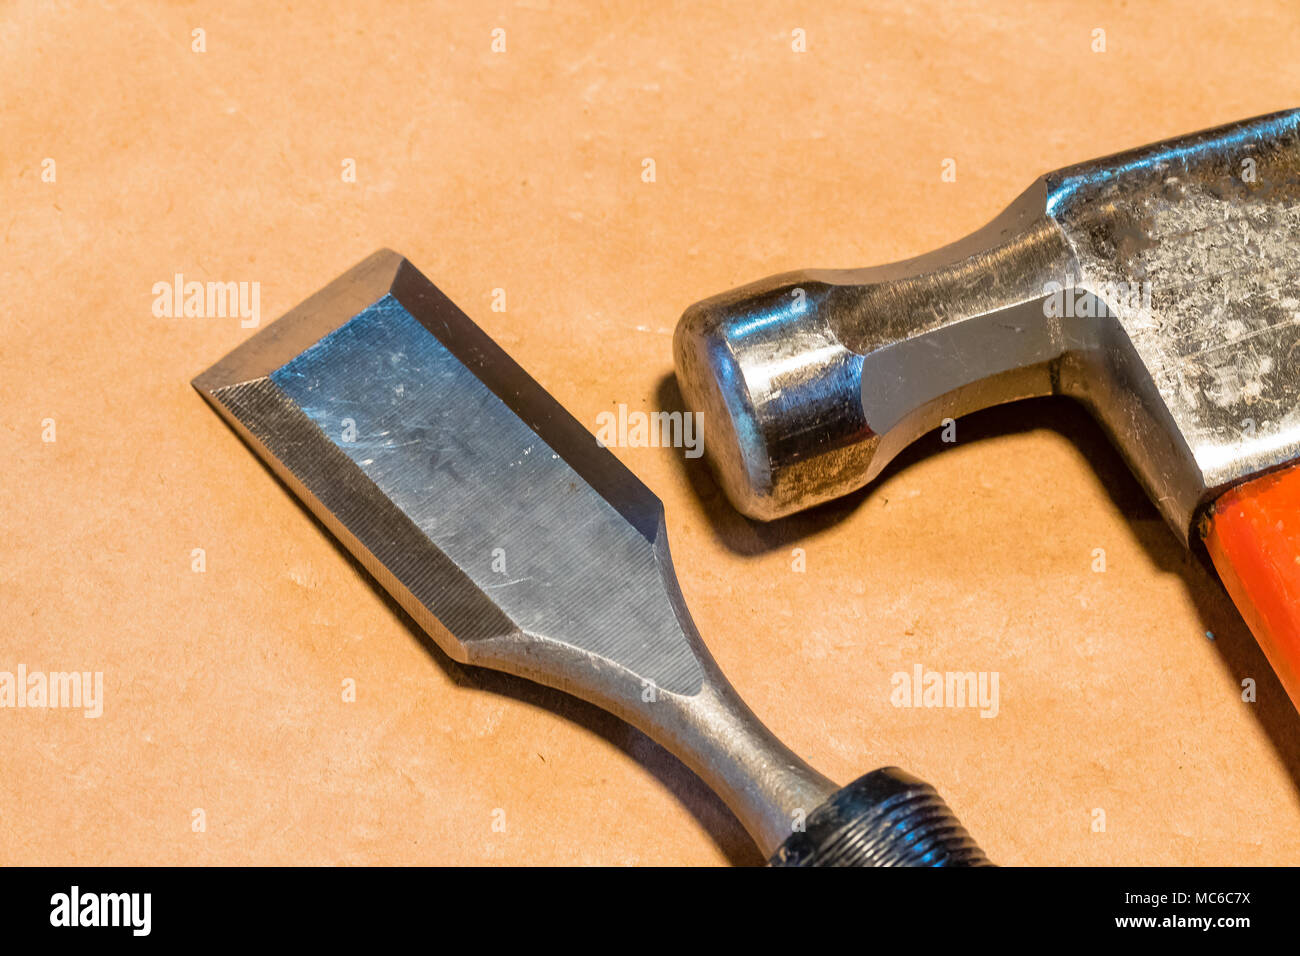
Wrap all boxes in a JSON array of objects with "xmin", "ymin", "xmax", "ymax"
[{"xmin": 3, "ymin": 0, "xmax": 1299, "ymax": 865}]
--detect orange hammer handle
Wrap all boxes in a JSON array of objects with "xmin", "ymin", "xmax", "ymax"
[{"xmin": 1203, "ymin": 462, "xmax": 1300, "ymax": 709}]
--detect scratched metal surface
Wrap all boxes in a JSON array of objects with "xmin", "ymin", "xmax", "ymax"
[
  {"xmin": 1048, "ymin": 109, "xmax": 1300, "ymax": 502},
  {"xmin": 191, "ymin": 255, "xmax": 842, "ymax": 855},
  {"xmin": 207, "ymin": 296, "xmax": 705, "ymax": 695},
  {"xmin": 675, "ymin": 111, "xmax": 1300, "ymax": 539}
]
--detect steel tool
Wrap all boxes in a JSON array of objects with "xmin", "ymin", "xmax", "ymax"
[
  {"xmin": 674, "ymin": 109, "xmax": 1300, "ymax": 708},
  {"xmin": 193, "ymin": 250, "xmax": 989, "ymax": 866}
]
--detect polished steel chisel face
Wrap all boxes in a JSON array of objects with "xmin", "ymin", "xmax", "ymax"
[
  {"xmin": 264, "ymin": 294, "xmax": 703, "ymax": 695},
  {"xmin": 192, "ymin": 250, "xmax": 839, "ymax": 857},
  {"xmin": 197, "ymin": 252, "xmax": 701, "ymax": 691}
]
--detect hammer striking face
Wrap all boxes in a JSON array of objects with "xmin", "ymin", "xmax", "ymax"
[{"xmin": 674, "ymin": 110, "xmax": 1300, "ymax": 706}]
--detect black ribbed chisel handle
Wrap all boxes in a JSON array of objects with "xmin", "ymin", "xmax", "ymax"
[{"xmin": 770, "ymin": 767, "xmax": 991, "ymax": 867}]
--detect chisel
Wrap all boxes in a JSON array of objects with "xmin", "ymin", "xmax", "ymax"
[{"xmin": 193, "ymin": 250, "xmax": 989, "ymax": 866}]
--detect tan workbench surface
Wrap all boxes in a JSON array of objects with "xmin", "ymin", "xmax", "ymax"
[{"xmin": 4, "ymin": 1, "xmax": 1298, "ymax": 865}]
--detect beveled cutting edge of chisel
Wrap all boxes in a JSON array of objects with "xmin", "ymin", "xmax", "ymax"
[{"xmin": 192, "ymin": 250, "xmax": 989, "ymax": 864}]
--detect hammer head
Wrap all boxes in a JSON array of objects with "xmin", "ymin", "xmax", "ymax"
[{"xmin": 674, "ymin": 110, "xmax": 1300, "ymax": 542}]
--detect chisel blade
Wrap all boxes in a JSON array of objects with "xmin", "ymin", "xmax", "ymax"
[
  {"xmin": 193, "ymin": 250, "xmax": 706, "ymax": 697},
  {"xmin": 193, "ymin": 250, "xmax": 845, "ymax": 858}
]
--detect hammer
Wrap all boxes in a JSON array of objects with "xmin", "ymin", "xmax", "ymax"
[
  {"xmin": 194, "ymin": 251, "xmax": 990, "ymax": 865},
  {"xmin": 673, "ymin": 110, "xmax": 1300, "ymax": 709}
]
